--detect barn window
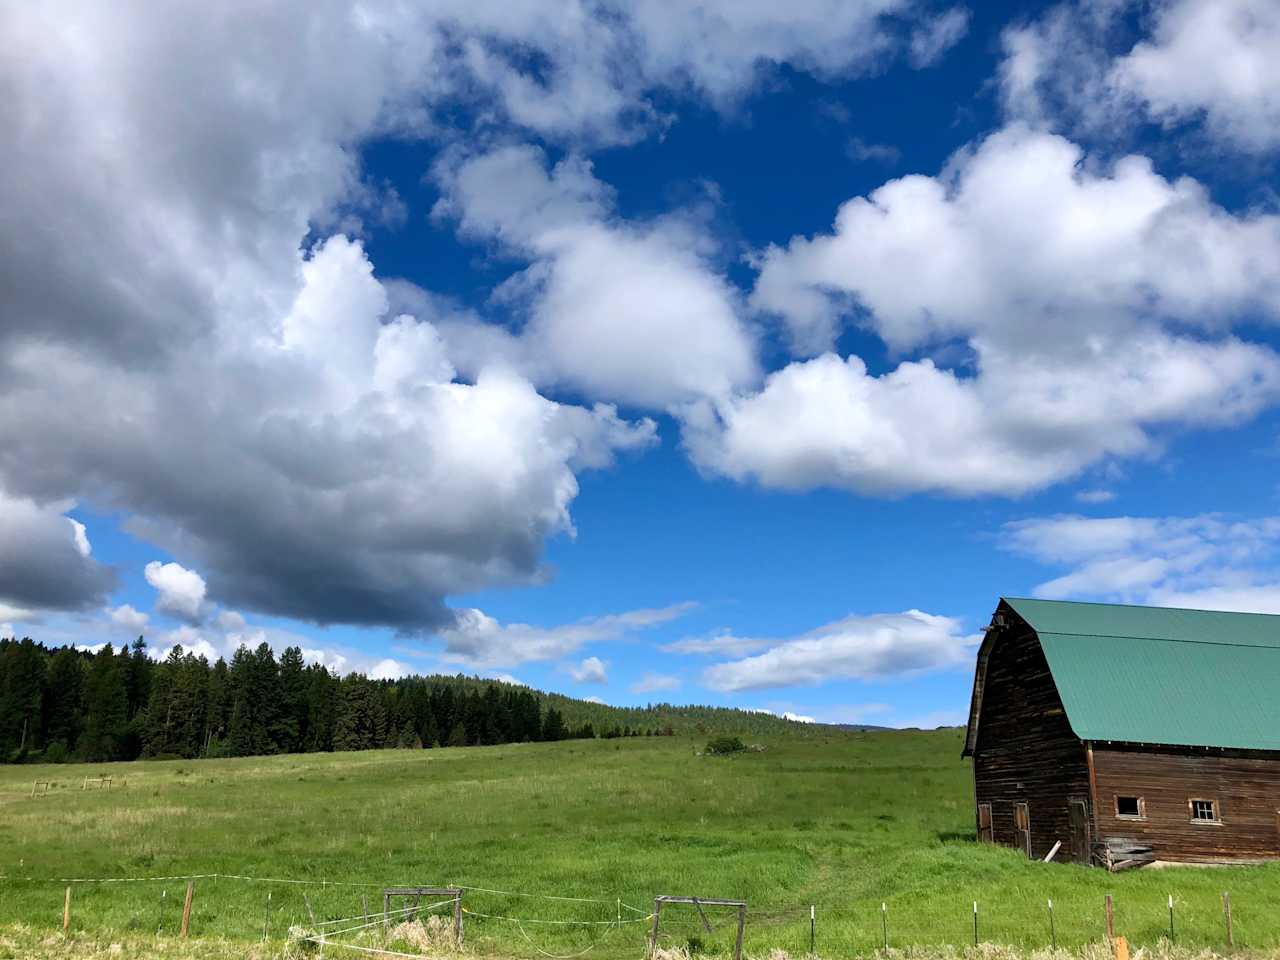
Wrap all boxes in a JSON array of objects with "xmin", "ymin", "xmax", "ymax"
[
  {"xmin": 1191, "ymin": 799, "xmax": 1219, "ymax": 822},
  {"xmin": 1115, "ymin": 796, "xmax": 1144, "ymax": 819}
]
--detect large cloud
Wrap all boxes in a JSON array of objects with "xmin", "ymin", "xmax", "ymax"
[
  {"xmin": 0, "ymin": 236, "xmax": 654, "ymax": 630},
  {"xmin": 685, "ymin": 337, "xmax": 1279, "ymax": 497},
  {"xmin": 701, "ymin": 610, "xmax": 977, "ymax": 692},
  {"xmin": 0, "ymin": 494, "xmax": 116, "ymax": 615},
  {"xmin": 752, "ymin": 125, "xmax": 1280, "ymax": 355},
  {"xmin": 1000, "ymin": 0, "xmax": 1280, "ymax": 155},
  {"xmin": 0, "ymin": 0, "xmax": 959, "ymax": 632},
  {"xmin": 431, "ymin": 145, "xmax": 760, "ymax": 409},
  {"xmin": 686, "ymin": 126, "xmax": 1280, "ymax": 496}
]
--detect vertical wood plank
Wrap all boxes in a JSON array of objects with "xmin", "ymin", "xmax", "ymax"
[
  {"xmin": 180, "ymin": 881, "xmax": 194, "ymax": 938},
  {"xmin": 63, "ymin": 886, "xmax": 71, "ymax": 936},
  {"xmin": 1105, "ymin": 894, "xmax": 1114, "ymax": 941},
  {"xmin": 734, "ymin": 904, "xmax": 745, "ymax": 960}
]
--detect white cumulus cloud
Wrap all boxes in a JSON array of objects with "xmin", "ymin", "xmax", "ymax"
[
  {"xmin": 684, "ymin": 126, "xmax": 1280, "ymax": 497},
  {"xmin": 109, "ymin": 604, "xmax": 150, "ymax": 634},
  {"xmin": 432, "ymin": 145, "xmax": 760, "ymax": 410},
  {"xmin": 702, "ymin": 610, "xmax": 978, "ymax": 692},
  {"xmin": 1000, "ymin": 0, "xmax": 1280, "ymax": 154},
  {"xmin": 438, "ymin": 602, "xmax": 695, "ymax": 669},
  {"xmin": 569, "ymin": 656, "xmax": 608, "ymax": 685},
  {"xmin": 144, "ymin": 561, "xmax": 208, "ymax": 622},
  {"xmin": 1003, "ymin": 513, "xmax": 1280, "ymax": 612}
]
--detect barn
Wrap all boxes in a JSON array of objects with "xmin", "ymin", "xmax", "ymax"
[{"xmin": 963, "ymin": 597, "xmax": 1280, "ymax": 869}]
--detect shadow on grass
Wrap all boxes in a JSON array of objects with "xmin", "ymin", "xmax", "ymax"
[{"xmin": 937, "ymin": 830, "xmax": 976, "ymax": 844}]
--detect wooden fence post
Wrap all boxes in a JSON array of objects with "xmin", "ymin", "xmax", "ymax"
[
  {"xmin": 454, "ymin": 890, "xmax": 464, "ymax": 944},
  {"xmin": 179, "ymin": 881, "xmax": 194, "ymax": 938},
  {"xmin": 734, "ymin": 903, "xmax": 746, "ymax": 960},
  {"xmin": 1223, "ymin": 891, "xmax": 1234, "ymax": 947},
  {"xmin": 649, "ymin": 898, "xmax": 663, "ymax": 957},
  {"xmin": 1105, "ymin": 894, "xmax": 1114, "ymax": 941},
  {"xmin": 63, "ymin": 886, "xmax": 71, "ymax": 936}
]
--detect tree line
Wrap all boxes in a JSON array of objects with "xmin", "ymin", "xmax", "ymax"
[{"xmin": 0, "ymin": 637, "xmax": 673, "ymax": 764}]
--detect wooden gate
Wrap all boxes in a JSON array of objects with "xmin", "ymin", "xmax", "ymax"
[{"xmin": 1069, "ymin": 799, "xmax": 1090, "ymax": 864}]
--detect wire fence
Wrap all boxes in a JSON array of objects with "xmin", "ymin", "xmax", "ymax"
[{"xmin": 0, "ymin": 870, "xmax": 1266, "ymax": 958}]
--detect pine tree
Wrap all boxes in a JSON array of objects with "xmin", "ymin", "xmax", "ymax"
[
  {"xmin": 446, "ymin": 720, "xmax": 467, "ymax": 747},
  {"xmin": 542, "ymin": 707, "xmax": 565, "ymax": 742},
  {"xmin": 226, "ymin": 645, "xmax": 265, "ymax": 756},
  {"xmin": 80, "ymin": 644, "xmax": 128, "ymax": 761},
  {"xmin": 303, "ymin": 665, "xmax": 337, "ymax": 752},
  {"xmin": 422, "ymin": 711, "xmax": 440, "ymax": 748},
  {"xmin": 396, "ymin": 719, "xmax": 418, "ymax": 748},
  {"xmin": 205, "ymin": 658, "xmax": 231, "ymax": 754},
  {"xmin": 0, "ymin": 638, "xmax": 46, "ymax": 758},
  {"xmin": 334, "ymin": 674, "xmax": 383, "ymax": 751},
  {"xmin": 277, "ymin": 646, "xmax": 307, "ymax": 753},
  {"xmin": 42, "ymin": 647, "xmax": 85, "ymax": 756},
  {"xmin": 124, "ymin": 637, "xmax": 153, "ymax": 719},
  {"xmin": 253, "ymin": 643, "xmax": 283, "ymax": 753}
]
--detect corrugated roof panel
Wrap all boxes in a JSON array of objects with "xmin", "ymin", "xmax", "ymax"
[
  {"xmin": 1038, "ymin": 631, "xmax": 1280, "ymax": 750},
  {"xmin": 1005, "ymin": 597, "xmax": 1280, "ymax": 648}
]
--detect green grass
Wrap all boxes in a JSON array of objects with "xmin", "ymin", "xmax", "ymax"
[{"xmin": 3, "ymin": 729, "xmax": 1280, "ymax": 958}]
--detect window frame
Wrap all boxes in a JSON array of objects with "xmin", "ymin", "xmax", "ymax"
[
  {"xmin": 1114, "ymin": 795, "xmax": 1146, "ymax": 820},
  {"xmin": 1189, "ymin": 797, "xmax": 1221, "ymax": 824}
]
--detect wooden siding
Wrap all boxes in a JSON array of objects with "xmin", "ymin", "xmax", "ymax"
[
  {"xmin": 972, "ymin": 625, "xmax": 1091, "ymax": 860},
  {"xmin": 1093, "ymin": 744, "xmax": 1280, "ymax": 862}
]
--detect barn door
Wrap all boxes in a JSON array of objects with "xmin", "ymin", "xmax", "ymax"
[
  {"xmin": 1069, "ymin": 799, "xmax": 1090, "ymax": 864},
  {"xmin": 1014, "ymin": 802, "xmax": 1031, "ymax": 858},
  {"xmin": 977, "ymin": 803, "xmax": 993, "ymax": 843}
]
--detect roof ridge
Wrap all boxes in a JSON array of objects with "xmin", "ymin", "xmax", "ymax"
[
  {"xmin": 1040, "ymin": 629, "xmax": 1280, "ymax": 650},
  {"xmin": 1003, "ymin": 595, "xmax": 1280, "ymax": 620}
]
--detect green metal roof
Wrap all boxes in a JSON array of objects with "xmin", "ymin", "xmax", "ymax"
[{"xmin": 1003, "ymin": 597, "xmax": 1280, "ymax": 751}]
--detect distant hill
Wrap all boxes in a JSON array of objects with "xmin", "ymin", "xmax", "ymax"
[
  {"xmin": 0, "ymin": 635, "xmax": 828, "ymax": 765},
  {"xmin": 540, "ymin": 691, "xmax": 832, "ymax": 738}
]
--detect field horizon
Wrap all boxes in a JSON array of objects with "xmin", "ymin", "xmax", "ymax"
[{"xmin": 5, "ymin": 730, "xmax": 1280, "ymax": 959}]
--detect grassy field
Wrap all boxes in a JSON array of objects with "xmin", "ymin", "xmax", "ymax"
[{"xmin": 4, "ymin": 730, "xmax": 1280, "ymax": 958}]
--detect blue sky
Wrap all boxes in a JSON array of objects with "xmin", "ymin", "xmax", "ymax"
[{"xmin": 3, "ymin": 0, "xmax": 1280, "ymax": 728}]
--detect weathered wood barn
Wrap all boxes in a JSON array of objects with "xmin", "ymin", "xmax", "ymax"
[{"xmin": 964, "ymin": 597, "xmax": 1280, "ymax": 869}]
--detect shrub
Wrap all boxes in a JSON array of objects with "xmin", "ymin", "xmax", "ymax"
[
  {"xmin": 42, "ymin": 741, "xmax": 70, "ymax": 764},
  {"xmin": 704, "ymin": 736, "xmax": 746, "ymax": 755}
]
